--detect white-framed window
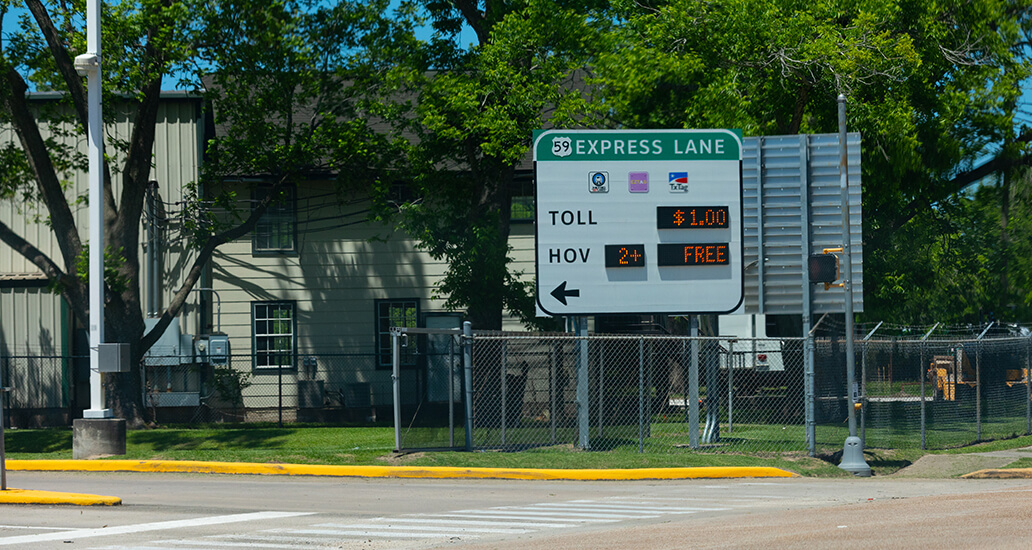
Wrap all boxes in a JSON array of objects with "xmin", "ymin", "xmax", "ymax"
[
  {"xmin": 252, "ymin": 301, "xmax": 296, "ymax": 370},
  {"xmin": 376, "ymin": 298, "xmax": 419, "ymax": 369},
  {"xmin": 253, "ymin": 186, "xmax": 297, "ymax": 254}
]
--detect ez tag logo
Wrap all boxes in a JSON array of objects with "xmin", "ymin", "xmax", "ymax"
[{"xmin": 551, "ymin": 136, "xmax": 572, "ymax": 158}]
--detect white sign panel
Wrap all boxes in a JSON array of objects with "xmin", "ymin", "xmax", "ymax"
[{"xmin": 534, "ymin": 129, "xmax": 744, "ymax": 316}]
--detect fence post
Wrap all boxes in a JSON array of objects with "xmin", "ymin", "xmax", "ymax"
[
  {"xmin": 500, "ymin": 340, "xmax": 507, "ymax": 447},
  {"xmin": 805, "ymin": 329, "xmax": 816, "ymax": 456},
  {"xmin": 920, "ymin": 341, "xmax": 926, "ymax": 450},
  {"xmin": 463, "ymin": 322, "xmax": 474, "ymax": 451},
  {"xmin": 976, "ymin": 342, "xmax": 982, "ymax": 442},
  {"xmin": 1, "ymin": 373, "xmax": 7, "ymax": 491},
  {"xmin": 449, "ymin": 335, "xmax": 456, "ymax": 448},
  {"xmin": 918, "ymin": 323, "xmax": 937, "ymax": 451},
  {"xmin": 638, "ymin": 336, "xmax": 644, "ymax": 453},
  {"xmin": 860, "ymin": 339, "xmax": 867, "ymax": 447},
  {"xmin": 598, "ymin": 341, "xmax": 605, "ymax": 439},
  {"xmin": 392, "ymin": 329, "xmax": 402, "ymax": 452},
  {"xmin": 1026, "ymin": 334, "xmax": 1031, "ymax": 436},
  {"xmin": 689, "ymin": 316, "xmax": 700, "ymax": 450},
  {"xmin": 727, "ymin": 341, "xmax": 734, "ymax": 434},
  {"xmin": 575, "ymin": 317, "xmax": 590, "ymax": 450}
]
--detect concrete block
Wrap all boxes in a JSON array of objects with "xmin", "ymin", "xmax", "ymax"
[{"xmin": 72, "ymin": 418, "xmax": 127, "ymax": 459}]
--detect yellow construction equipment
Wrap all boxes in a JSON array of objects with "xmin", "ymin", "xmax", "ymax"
[{"xmin": 926, "ymin": 352, "xmax": 974, "ymax": 401}]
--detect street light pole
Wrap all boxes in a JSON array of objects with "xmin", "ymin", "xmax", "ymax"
[
  {"xmin": 837, "ymin": 94, "xmax": 870, "ymax": 476},
  {"xmin": 79, "ymin": 0, "xmax": 111, "ymax": 419}
]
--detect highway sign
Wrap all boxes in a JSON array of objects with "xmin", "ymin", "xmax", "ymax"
[{"xmin": 534, "ymin": 129, "xmax": 744, "ymax": 316}]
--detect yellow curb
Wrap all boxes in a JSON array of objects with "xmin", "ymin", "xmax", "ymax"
[
  {"xmin": 962, "ymin": 468, "xmax": 1032, "ymax": 479},
  {"xmin": 6, "ymin": 460, "xmax": 796, "ymax": 481},
  {"xmin": 0, "ymin": 488, "xmax": 121, "ymax": 506}
]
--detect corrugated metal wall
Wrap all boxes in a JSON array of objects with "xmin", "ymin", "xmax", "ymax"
[{"xmin": 741, "ymin": 133, "xmax": 863, "ymax": 315}]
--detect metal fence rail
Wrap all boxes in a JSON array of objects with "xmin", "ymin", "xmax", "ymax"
[{"xmin": 2, "ymin": 331, "xmax": 1030, "ymax": 459}]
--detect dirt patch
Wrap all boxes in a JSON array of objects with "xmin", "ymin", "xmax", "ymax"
[
  {"xmin": 380, "ymin": 451, "xmax": 427, "ymax": 465},
  {"xmin": 892, "ymin": 454, "xmax": 1014, "ymax": 478}
]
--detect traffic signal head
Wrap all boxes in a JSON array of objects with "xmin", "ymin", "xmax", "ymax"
[{"xmin": 808, "ymin": 253, "xmax": 839, "ymax": 284}]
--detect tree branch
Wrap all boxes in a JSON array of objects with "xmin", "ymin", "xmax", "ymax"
[
  {"xmin": 141, "ymin": 177, "xmax": 288, "ymax": 352},
  {"xmin": 0, "ymin": 219, "xmax": 87, "ymax": 323},
  {"xmin": 1, "ymin": 64, "xmax": 84, "ymax": 275}
]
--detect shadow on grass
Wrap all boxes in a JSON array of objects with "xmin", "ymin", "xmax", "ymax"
[
  {"xmin": 128, "ymin": 428, "xmax": 293, "ymax": 452},
  {"xmin": 4, "ymin": 428, "xmax": 72, "ymax": 453}
]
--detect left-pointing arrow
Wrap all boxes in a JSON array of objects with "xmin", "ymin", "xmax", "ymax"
[{"xmin": 550, "ymin": 281, "xmax": 581, "ymax": 305}]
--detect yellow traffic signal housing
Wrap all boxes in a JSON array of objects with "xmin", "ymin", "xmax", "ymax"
[{"xmin": 808, "ymin": 248, "xmax": 842, "ymax": 289}]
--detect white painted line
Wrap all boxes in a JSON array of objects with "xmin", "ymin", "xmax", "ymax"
[
  {"xmin": 529, "ymin": 503, "xmax": 722, "ymax": 513},
  {"xmin": 316, "ymin": 523, "xmax": 530, "ymax": 534},
  {"xmin": 153, "ymin": 539, "xmax": 338, "ymax": 549},
  {"xmin": 521, "ymin": 505, "xmax": 690, "ymax": 515},
  {"xmin": 462, "ymin": 509, "xmax": 659, "ymax": 520},
  {"xmin": 0, "ymin": 511, "xmax": 314, "ymax": 546},
  {"xmin": 0, "ymin": 525, "xmax": 75, "ymax": 531},
  {"xmin": 287, "ymin": 528, "xmax": 477, "ymax": 539},
  {"xmin": 429, "ymin": 512, "xmax": 617, "ymax": 523},
  {"xmin": 368, "ymin": 518, "xmax": 579, "ymax": 529}
]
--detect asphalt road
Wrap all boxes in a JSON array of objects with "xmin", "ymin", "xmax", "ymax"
[{"xmin": 2, "ymin": 472, "xmax": 1031, "ymax": 549}]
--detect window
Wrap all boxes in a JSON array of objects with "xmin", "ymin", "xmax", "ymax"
[
  {"xmin": 376, "ymin": 299, "xmax": 419, "ymax": 369},
  {"xmin": 511, "ymin": 196, "xmax": 535, "ymax": 222},
  {"xmin": 252, "ymin": 301, "xmax": 296, "ymax": 370},
  {"xmin": 253, "ymin": 186, "xmax": 296, "ymax": 254}
]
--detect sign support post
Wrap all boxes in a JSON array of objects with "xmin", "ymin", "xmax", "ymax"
[{"xmin": 836, "ymin": 95, "xmax": 871, "ymax": 476}]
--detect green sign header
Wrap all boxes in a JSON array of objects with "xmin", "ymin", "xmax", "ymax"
[{"xmin": 534, "ymin": 129, "xmax": 743, "ymax": 162}]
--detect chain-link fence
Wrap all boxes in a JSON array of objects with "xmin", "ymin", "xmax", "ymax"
[
  {"xmin": 3, "ymin": 328, "xmax": 1030, "ymax": 458},
  {"xmin": 396, "ymin": 327, "xmax": 1032, "ymax": 455},
  {"xmin": 847, "ymin": 336, "xmax": 1032, "ymax": 451},
  {"xmin": 0, "ymin": 356, "xmax": 74, "ymax": 427},
  {"xmin": 142, "ymin": 352, "xmax": 393, "ymax": 425},
  {"xmin": 395, "ymin": 328, "xmax": 809, "ymax": 454}
]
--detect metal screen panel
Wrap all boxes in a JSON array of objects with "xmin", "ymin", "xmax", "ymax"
[{"xmin": 741, "ymin": 133, "xmax": 862, "ymax": 314}]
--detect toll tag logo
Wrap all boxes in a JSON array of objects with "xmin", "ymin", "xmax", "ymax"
[
  {"xmin": 589, "ymin": 171, "xmax": 609, "ymax": 193},
  {"xmin": 669, "ymin": 172, "xmax": 689, "ymax": 192},
  {"xmin": 629, "ymin": 171, "xmax": 649, "ymax": 193}
]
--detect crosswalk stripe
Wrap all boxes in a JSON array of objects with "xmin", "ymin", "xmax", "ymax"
[
  {"xmin": 0, "ymin": 512, "xmax": 314, "ymax": 546},
  {"xmin": 426, "ymin": 512, "xmax": 617, "ymax": 523},
  {"xmin": 527, "ymin": 503, "xmax": 721, "ymax": 513},
  {"xmin": 315, "ymin": 523, "xmax": 530, "ymax": 534},
  {"xmin": 286, "ymin": 528, "xmax": 479, "ymax": 539},
  {"xmin": 152, "ymin": 540, "xmax": 334, "ymax": 549},
  {"xmin": 362, "ymin": 518, "xmax": 580, "ymax": 528},
  {"xmin": 453, "ymin": 509, "xmax": 653, "ymax": 520}
]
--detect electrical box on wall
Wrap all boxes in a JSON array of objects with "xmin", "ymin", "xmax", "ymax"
[
  {"xmin": 195, "ymin": 334, "xmax": 230, "ymax": 366},
  {"xmin": 98, "ymin": 343, "xmax": 131, "ymax": 373},
  {"xmin": 208, "ymin": 334, "xmax": 230, "ymax": 366}
]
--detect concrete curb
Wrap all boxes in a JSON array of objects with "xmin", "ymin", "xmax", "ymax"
[
  {"xmin": 6, "ymin": 460, "xmax": 797, "ymax": 481},
  {"xmin": 0, "ymin": 488, "xmax": 121, "ymax": 506},
  {"xmin": 962, "ymin": 468, "xmax": 1032, "ymax": 479}
]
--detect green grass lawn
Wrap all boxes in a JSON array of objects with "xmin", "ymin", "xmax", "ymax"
[{"xmin": 5, "ymin": 422, "xmax": 1032, "ymax": 477}]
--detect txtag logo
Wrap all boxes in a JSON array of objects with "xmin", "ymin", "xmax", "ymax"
[
  {"xmin": 669, "ymin": 172, "xmax": 689, "ymax": 192},
  {"xmin": 589, "ymin": 171, "xmax": 609, "ymax": 193}
]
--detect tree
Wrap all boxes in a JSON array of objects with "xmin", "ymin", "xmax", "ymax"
[
  {"xmin": 0, "ymin": 0, "xmax": 394, "ymax": 424},
  {"xmin": 374, "ymin": 0, "xmax": 600, "ymax": 330},
  {"xmin": 591, "ymin": 0, "xmax": 1032, "ymax": 323}
]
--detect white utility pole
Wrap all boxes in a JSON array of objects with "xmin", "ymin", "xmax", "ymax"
[{"xmin": 77, "ymin": 0, "xmax": 110, "ymax": 419}]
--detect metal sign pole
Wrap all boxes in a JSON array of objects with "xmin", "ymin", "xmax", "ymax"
[{"xmin": 837, "ymin": 94, "xmax": 870, "ymax": 476}]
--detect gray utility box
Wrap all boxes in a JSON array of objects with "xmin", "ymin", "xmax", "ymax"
[
  {"xmin": 196, "ymin": 334, "xmax": 231, "ymax": 366},
  {"xmin": 98, "ymin": 343, "xmax": 131, "ymax": 373}
]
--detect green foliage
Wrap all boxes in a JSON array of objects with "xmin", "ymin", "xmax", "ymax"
[
  {"xmin": 376, "ymin": 0, "xmax": 601, "ymax": 329},
  {"xmin": 594, "ymin": 0, "xmax": 1032, "ymax": 324},
  {"xmin": 68, "ymin": 245, "xmax": 131, "ymax": 295},
  {"xmin": 210, "ymin": 365, "xmax": 252, "ymax": 406}
]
